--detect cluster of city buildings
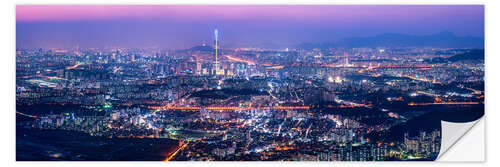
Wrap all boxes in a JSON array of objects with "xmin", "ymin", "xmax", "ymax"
[{"xmin": 16, "ymin": 30, "xmax": 483, "ymax": 161}]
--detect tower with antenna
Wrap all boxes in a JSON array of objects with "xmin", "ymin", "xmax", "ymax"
[{"xmin": 214, "ymin": 29, "xmax": 220, "ymax": 75}]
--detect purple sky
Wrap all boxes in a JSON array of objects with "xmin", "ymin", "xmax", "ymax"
[{"xmin": 16, "ymin": 5, "xmax": 484, "ymax": 49}]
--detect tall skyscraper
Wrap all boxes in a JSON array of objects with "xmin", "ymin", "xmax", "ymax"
[
  {"xmin": 214, "ymin": 29, "xmax": 220, "ymax": 74},
  {"xmin": 214, "ymin": 29, "xmax": 224, "ymax": 76},
  {"xmin": 344, "ymin": 53, "xmax": 349, "ymax": 67}
]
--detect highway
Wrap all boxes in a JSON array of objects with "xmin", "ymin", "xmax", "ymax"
[{"xmin": 164, "ymin": 141, "xmax": 190, "ymax": 161}]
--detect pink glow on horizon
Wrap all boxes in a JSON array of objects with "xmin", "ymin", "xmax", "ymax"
[{"xmin": 16, "ymin": 5, "xmax": 476, "ymax": 22}]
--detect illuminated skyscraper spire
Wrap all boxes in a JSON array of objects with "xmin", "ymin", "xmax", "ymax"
[
  {"xmin": 214, "ymin": 29, "xmax": 219, "ymax": 74},
  {"xmin": 214, "ymin": 29, "xmax": 219, "ymax": 41},
  {"xmin": 213, "ymin": 29, "xmax": 225, "ymax": 76}
]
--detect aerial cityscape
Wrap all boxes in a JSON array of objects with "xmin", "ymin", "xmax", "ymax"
[{"xmin": 16, "ymin": 5, "xmax": 484, "ymax": 161}]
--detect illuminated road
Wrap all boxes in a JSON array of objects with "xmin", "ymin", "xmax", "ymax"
[
  {"xmin": 16, "ymin": 111, "xmax": 37, "ymax": 118},
  {"xmin": 322, "ymin": 64, "xmax": 437, "ymax": 69},
  {"xmin": 164, "ymin": 141, "xmax": 189, "ymax": 161},
  {"xmin": 149, "ymin": 106, "xmax": 310, "ymax": 110},
  {"xmin": 65, "ymin": 63, "xmax": 83, "ymax": 70},
  {"xmin": 408, "ymin": 102, "xmax": 481, "ymax": 106},
  {"xmin": 224, "ymin": 55, "xmax": 255, "ymax": 65}
]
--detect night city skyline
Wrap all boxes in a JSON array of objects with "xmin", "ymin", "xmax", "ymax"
[{"xmin": 16, "ymin": 5, "xmax": 484, "ymax": 161}]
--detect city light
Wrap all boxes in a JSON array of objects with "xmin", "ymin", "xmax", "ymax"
[{"xmin": 15, "ymin": 5, "xmax": 484, "ymax": 162}]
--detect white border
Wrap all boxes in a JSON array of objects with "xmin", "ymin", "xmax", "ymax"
[{"xmin": 2, "ymin": 0, "xmax": 496, "ymax": 167}]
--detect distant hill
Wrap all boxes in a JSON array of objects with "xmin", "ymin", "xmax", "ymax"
[
  {"xmin": 297, "ymin": 31, "xmax": 484, "ymax": 49},
  {"xmin": 447, "ymin": 49, "xmax": 484, "ymax": 61},
  {"xmin": 427, "ymin": 49, "xmax": 484, "ymax": 63},
  {"xmin": 185, "ymin": 44, "xmax": 214, "ymax": 52}
]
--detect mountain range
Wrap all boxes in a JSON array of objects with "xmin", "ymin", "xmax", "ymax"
[{"xmin": 297, "ymin": 31, "xmax": 484, "ymax": 49}]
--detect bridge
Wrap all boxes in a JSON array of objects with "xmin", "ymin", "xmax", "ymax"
[
  {"xmin": 408, "ymin": 102, "xmax": 481, "ymax": 106},
  {"xmin": 148, "ymin": 106, "xmax": 310, "ymax": 111}
]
